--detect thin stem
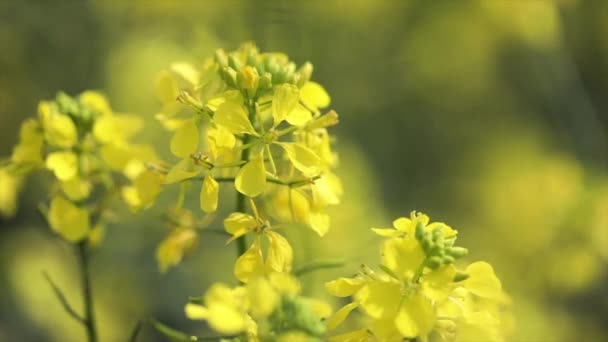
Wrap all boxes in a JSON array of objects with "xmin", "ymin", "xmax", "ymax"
[
  {"xmin": 293, "ymin": 259, "xmax": 345, "ymax": 277},
  {"xmin": 78, "ymin": 241, "xmax": 98, "ymax": 342},
  {"xmin": 43, "ymin": 271, "xmax": 86, "ymax": 324}
]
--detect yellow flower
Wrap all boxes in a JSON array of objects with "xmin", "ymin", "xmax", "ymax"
[
  {"xmin": 326, "ymin": 213, "xmax": 508, "ymax": 341},
  {"xmin": 45, "ymin": 151, "xmax": 79, "ymax": 181},
  {"xmin": 226, "ymin": 214, "xmax": 294, "ymax": 283},
  {"xmin": 122, "ymin": 170, "xmax": 164, "ymax": 211},
  {"xmin": 11, "ymin": 119, "xmax": 44, "ymax": 167},
  {"xmin": 0, "ymin": 168, "xmax": 22, "ymax": 218},
  {"xmin": 38, "ymin": 101, "xmax": 77, "ymax": 148},
  {"xmin": 185, "ymin": 283, "xmax": 250, "ymax": 335},
  {"xmin": 47, "ymin": 195, "xmax": 90, "ymax": 242},
  {"xmin": 156, "ymin": 228, "xmax": 197, "ymax": 273}
]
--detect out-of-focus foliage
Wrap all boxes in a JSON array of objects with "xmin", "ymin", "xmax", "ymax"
[{"xmin": 1, "ymin": 0, "xmax": 608, "ymax": 341}]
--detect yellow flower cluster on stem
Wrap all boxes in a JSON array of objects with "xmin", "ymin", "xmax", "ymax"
[
  {"xmin": 325, "ymin": 212, "xmax": 511, "ymax": 342},
  {"xmin": 149, "ymin": 42, "xmax": 342, "ymax": 273},
  {"xmin": 0, "ymin": 91, "xmax": 156, "ymax": 342}
]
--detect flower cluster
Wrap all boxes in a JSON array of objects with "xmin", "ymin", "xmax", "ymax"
[
  {"xmin": 146, "ymin": 42, "xmax": 342, "ymax": 271},
  {"xmin": 326, "ymin": 212, "xmax": 510, "ymax": 341},
  {"xmin": 0, "ymin": 91, "xmax": 156, "ymax": 243},
  {"xmin": 185, "ymin": 272, "xmax": 331, "ymax": 341}
]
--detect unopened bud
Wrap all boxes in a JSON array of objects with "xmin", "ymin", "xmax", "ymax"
[
  {"xmin": 238, "ymin": 66, "xmax": 259, "ymax": 96},
  {"xmin": 177, "ymin": 90, "xmax": 202, "ymax": 109},
  {"xmin": 228, "ymin": 55, "xmax": 242, "ymax": 71},
  {"xmin": 427, "ymin": 256, "xmax": 443, "ymax": 269},
  {"xmin": 259, "ymin": 73, "xmax": 272, "ymax": 90},
  {"xmin": 446, "ymin": 246, "xmax": 468, "ymax": 259},
  {"xmin": 296, "ymin": 62, "xmax": 313, "ymax": 87},
  {"xmin": 214, "ymin": 49, "xmax": 228, "ymax": 67},
  {"xmin": 307, "ymin": 110, "xmax": 339, "ymax": 130},
  {"xmin": 453, "ymin": 271, "xmax": 470, "ymax": 282},
  {"xmin": 220, "ymin": 67, "xmax": 238, "ymax": 87}
]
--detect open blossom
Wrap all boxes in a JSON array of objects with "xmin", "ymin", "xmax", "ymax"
[{"xmin": 326, "ymin": 212, "xmax": 510, "ymax": 342}]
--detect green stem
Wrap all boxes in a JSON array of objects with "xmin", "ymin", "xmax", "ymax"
[
  {"xmin": 293, "ymin": 259, "xmax": 345, "ymax": 277},
  {"xmin": 234, "ymin": 98, "xmax": 258, "ymax": 257},
  {"xmin": 78, "ymin": 241, "xmax": 98, "ymax": 342}
]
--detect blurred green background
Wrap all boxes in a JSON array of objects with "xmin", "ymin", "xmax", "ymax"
[{"xmin": 1, "ymin": 0, "xmax": 608, "ymax": 341}]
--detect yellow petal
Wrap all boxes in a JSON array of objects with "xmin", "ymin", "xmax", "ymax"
[
  {"xmin": 79, "ymin": 91, "xmax": 111, "ymax": 114},
  {"xmin": 156, "ymin": 229, "xmax": 197, "ymax": 272},
  {"xmin": 200, "ymin": 175, "xmax": 219, "ymax": 213},
  {"xmin": 48, "ymin": 196, "xmax": 90, "ymax": 242},
  {"xmin": 265, "ymin": 231, "xmax": 293, "ymax": 273},
  {"xmin": 93, "ymin": 114, "xmax": 143, "ymax": 144},
  {"xmin": 164, "ymin": 159, "xmax": 200, "ymax": 184},
  {"xmin": 247, "ymin": 277, "xmax": 279, "ymax": 317},
  {"xmin": 11, "ymin": 119, "xmax": 44, "ymax": 165},
  {"xmin": 207, "ymin": 126, "xmax": 236, "ymax": 150},
  {"xmin": 204, "ymin": 284, "xmax": 248, "ymax": 334},
  {"xmin": 184, "ymin": 303, "xmax": 209, "ymax": 320},
  {"xmin": 214, "ymin": 101, "xmax": 256, "ymax": 135},
  {"xmin": 235, "ymin": 154, "xmax": 266, "ymax": 197},
  {"xmin": 309, "ymin": 211, "xmax": 330, "ymax": 237},
  {"xmin": 286, "ymin": 105, "xmax": 313, "ymax": 126},
  {"xmin": 0, "ymin": 168, "xmax": 22, "ymax": 218},
  {"xmin": 355, "ymin": 280, "xmax": 401, "ymax": 319},
  {"xmin": 278, "ymin": 142, "xmax": 321, "ymax": 176},
  {"xmin": 38, "ymin": 102, "xmax": 78, "ymax": 148},
  {"xmin": 224, "ymin": 212, "xmax": 257, "ymax": 241},
  {"xmin": 46, "ymin": 151, "xmax": 78, "ymax": 181},
  {"xmin": 123, "ymin": 170, "xmax": 164, "ymax": 210},
  {"xmin": 234, "ymin": 240, "xmax": 265, "ymax": 283},
  {"xmin": 328, "ymin": 329, "xmax": 370, "ymax": 342},
  {"xmin": 155, "ymin": 70, "xmax": 180, "ymax": 104},
  {"xmin": 464, "ymin": 261, "xmax": 502, "ymax": 299},
  {"xmin": 272, "ymin": 83, "xmax": 299, "ymax": 126},
  {"xmin": 100, "ymin": 144, "xmax": 132, "ymax": 170},
  {"xmin": 395, "ymin": 292, "xmax": 435, "ymax": 338},
  {"xmin": 371, "ymin": 228, "xmax": 403, "ymax": 238},
  {"xmin": 61, "ymin": 177, "xmax": 91, "ymax": 201},
  {"xmin": 300, "ymin": 81, "xmax": 330, "ymax": 109},
  {"xmin": 325, "ymin": 277, "xmax": 366, "ymax": 297},
  {"xmin": 170, "ymin": 119, "xmax": 199, "ymax": 158},
  {"xmin": 326, "ymin": 302, "xmax": 359, "ymax": 331}
]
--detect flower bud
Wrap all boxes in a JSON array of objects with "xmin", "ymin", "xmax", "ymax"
[
  {"xmin": 238, "ymin": 66, "xmax": 259, "ymax": 96},
  {"xmin": 446, "ymin": 246, "xmax": 468, "ymax": 259},
  {"xmin": 296, "ymin": 62, "xmax": 313, "ymax": 87},
  {"xmin": 453, "ymin": 271, "xmax": 470, "ymax": 282},
  {"xmin": 427, "ymin": 256, "xmax": 443, "ymax": 269},
  {"xmin": 228, "ymin": 54, "xmax": 242, "ymax": 71},
  {"xmin": 214, "ymin": 49, "xmax": 228, "ymax": 68},
  {"xmin": 259, "ymin": 73, "xmax": 272, "ymax": 90},
  {"xmin": 307, "ymin": 111, "xmax": 339, "ymax": 130},
  {"xmin": 220, "ymin": 67, "xmax": 238, "ymax": 87}
]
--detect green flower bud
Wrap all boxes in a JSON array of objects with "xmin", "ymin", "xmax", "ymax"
[
  {"xmin": 265, "ymin": 57, "xmax": 280, "ymax": 76},
  {"xmin": 443, "ymin": 255, "xmax": 455, "ymax": 264},
  {"xmin": 258, "ymin": 73, "xmax": 272, "ymax": 90},
  {"xmin": 307, "ymin": 110, "xmax": 339, "ymax": 130},
  {"xmin": 415, "ymin": 221, "xmax": 425, "ymax": 241},
  {"xmin": 446, "ymin": 246, "xmax": 468, "ymax": 259},
  {"xmin": 296, "ymin": 62, "xmax": 313, "ymax": 87},
  {"xmin": 453, "ymin": 271, "xmax": 470, "ymax": 282},
  {"xmin": 220, "ymin": 67, "xmax": 238, "ymax": 88},
  {"xmin": 228, "ymin": 54, "xmax": 242, "ymax": 71},
  {"xmin": 214, "ymin": 49, "xmax": 228, "ymax": 68},
  {"xmin": 427, "ymin": 256, "xmax": 443, "ymax": 269},
  {"xmin": 237, "ymin": 66, "xmax": 259, "ymax": 97}
]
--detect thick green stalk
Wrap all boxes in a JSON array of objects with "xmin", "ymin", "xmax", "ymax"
[
  {"xmin": 77, "ymin": 241, "xmax": 98, "ymax": 342},
  {"xmin": 234, "ymin": 98, "xmax": 257, "ymax": 257}
]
